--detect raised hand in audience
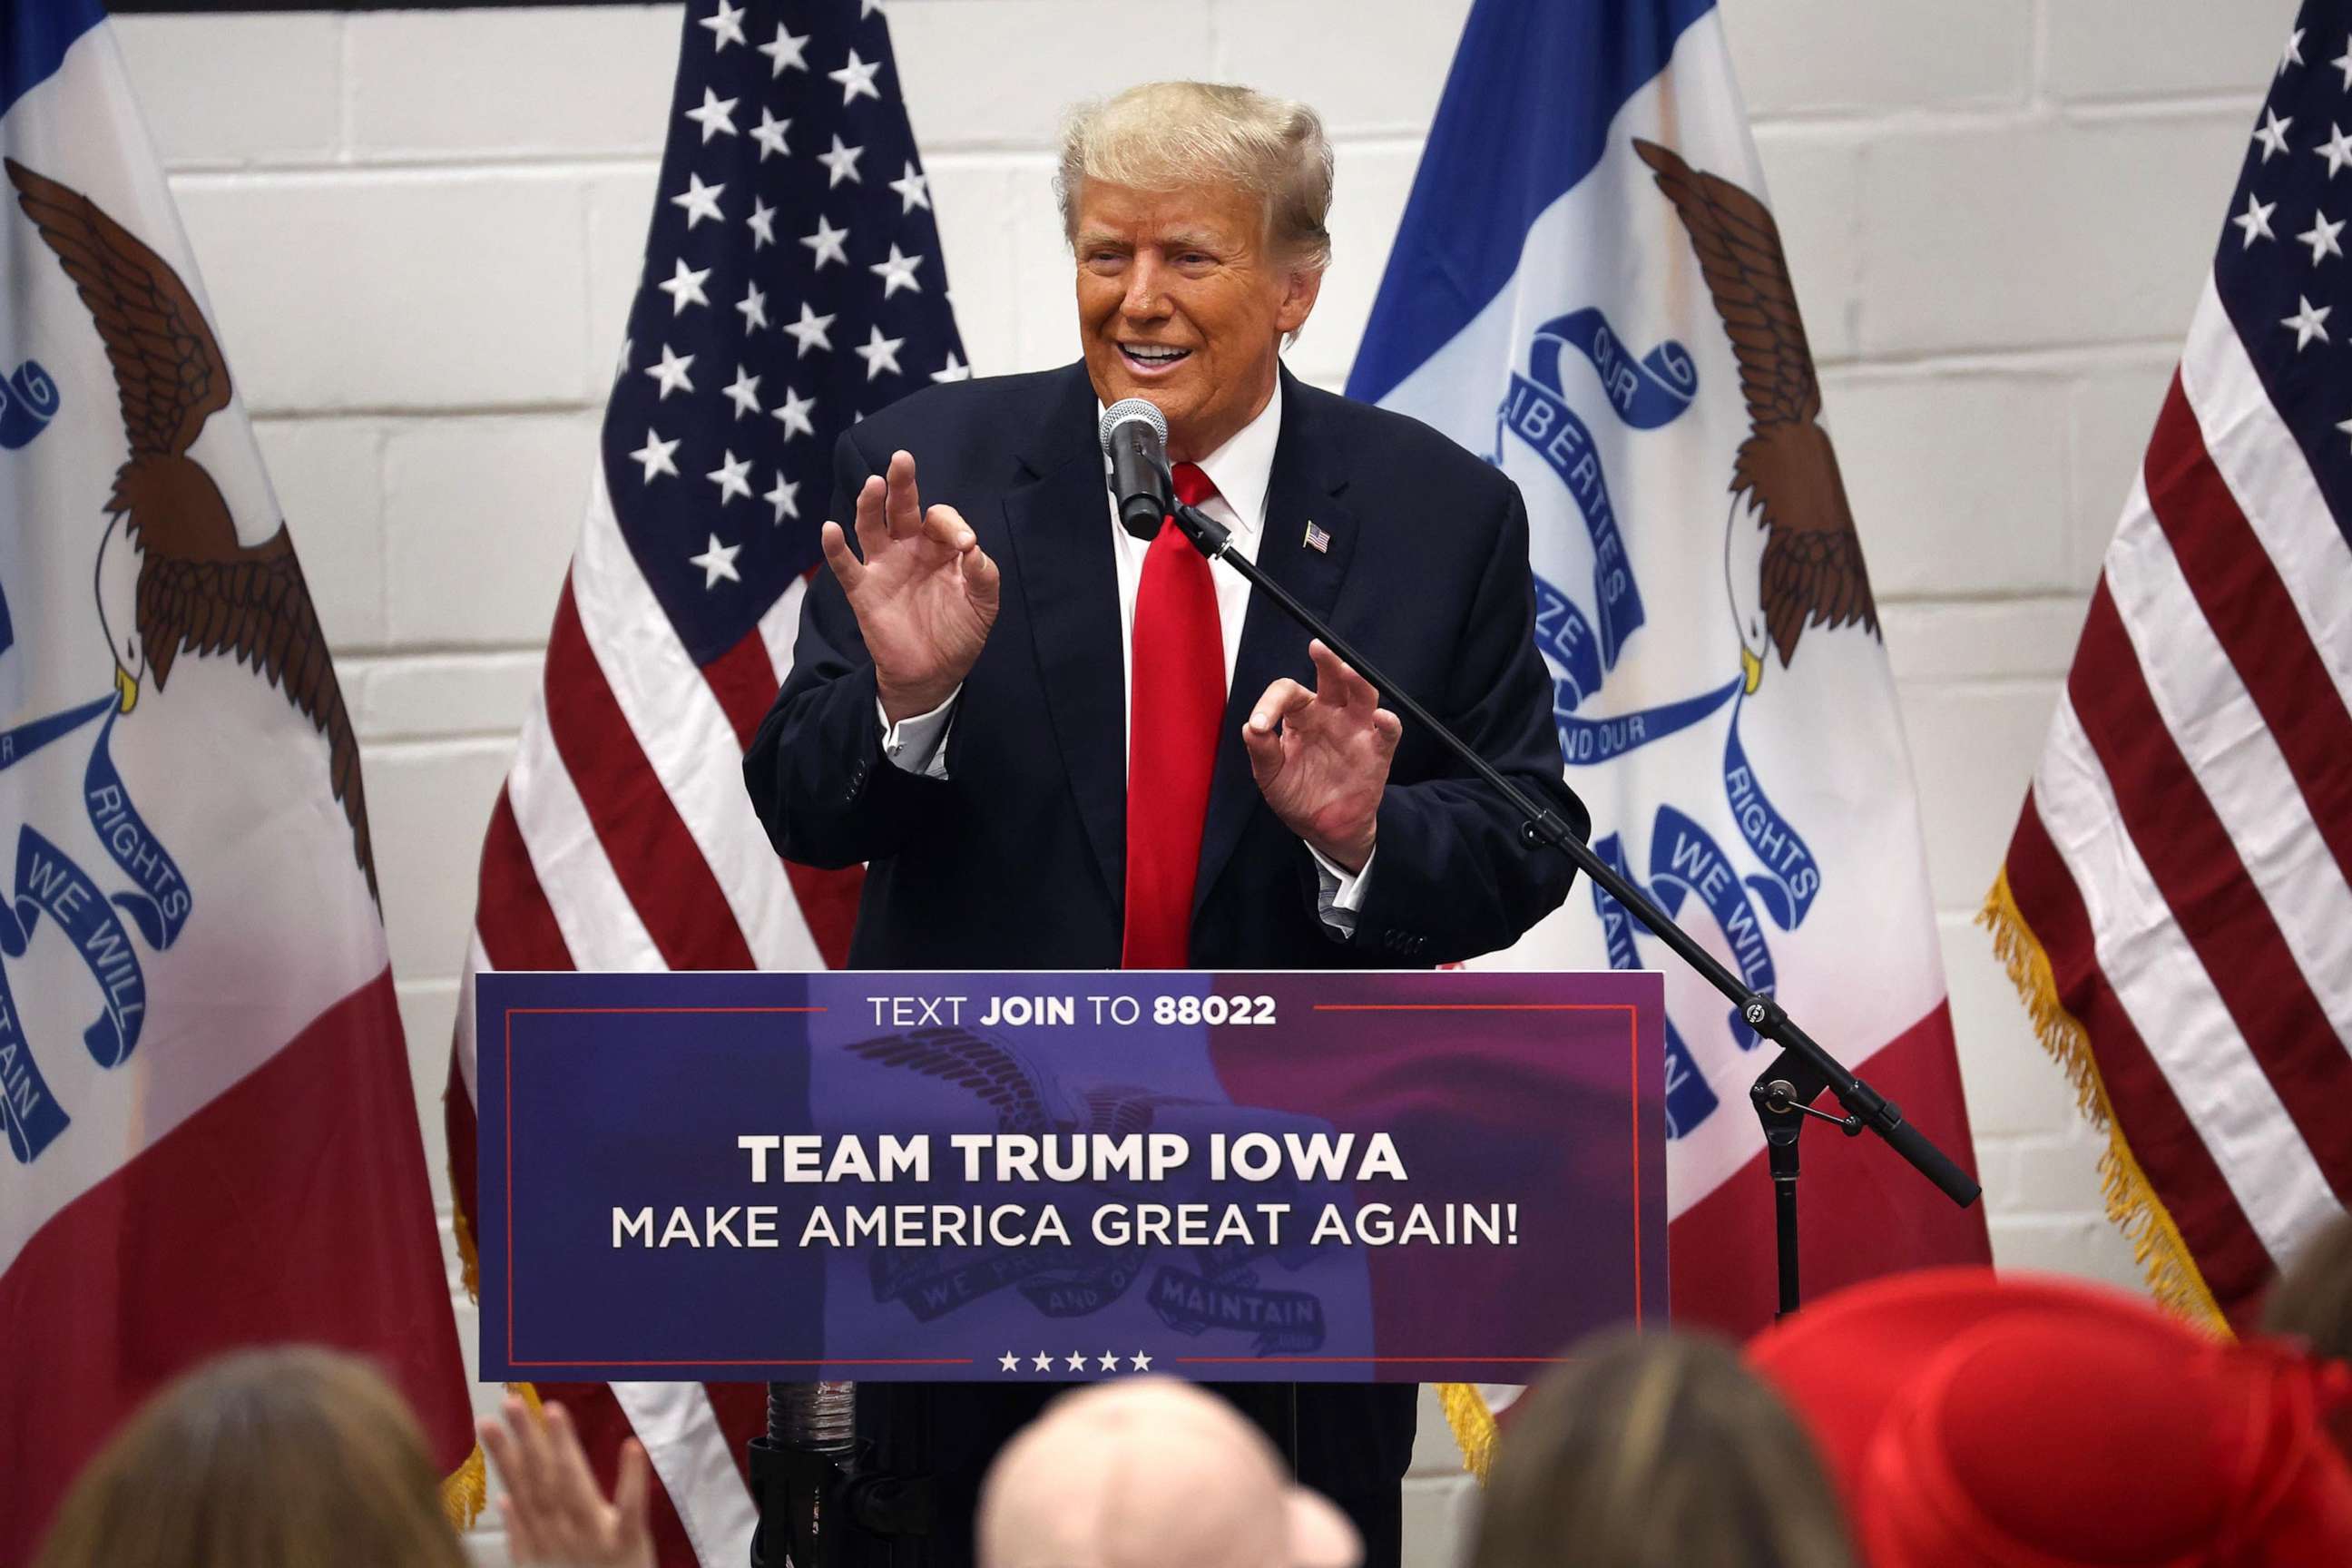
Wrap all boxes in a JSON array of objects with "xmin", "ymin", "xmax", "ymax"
[{"xmin": 479, "ymin": 1396, "xmax": 654, "ymax": 1568}]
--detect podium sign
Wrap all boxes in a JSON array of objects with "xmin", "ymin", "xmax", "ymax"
[{"xmin": 477, "ymin": 969, "xmax": 1666, "ymax": 1384}]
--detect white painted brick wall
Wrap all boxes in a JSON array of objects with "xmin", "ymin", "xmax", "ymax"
[{"xmin": 103, "ymin": 1, "xmax": 2300, "ymax": 1562}]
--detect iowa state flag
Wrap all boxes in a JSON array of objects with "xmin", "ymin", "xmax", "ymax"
[
  {"xmin": 0, "ymin": 1, "xmax": 472, "ymax": 1557},
  {"xmin": 1348, "ymin": 0, "xmax": 1991, "ymax": 1457}
]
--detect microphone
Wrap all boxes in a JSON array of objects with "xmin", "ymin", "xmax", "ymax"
[{"xmin": 1098, "ymin": 397, "xmax": 1171, "ymax": 541}]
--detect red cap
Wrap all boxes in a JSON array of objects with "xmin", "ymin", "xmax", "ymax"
[{"xmin": 1749, "ymin": 1267, "xmax": 2352, "ymax": 1567}]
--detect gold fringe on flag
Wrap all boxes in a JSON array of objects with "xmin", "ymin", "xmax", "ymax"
[
  {"xmin": 1437, "ymin": 1381, "xmax": 1500, "ymax": 1482},
  {"xmin": 444, "ymin": 1161, "xmax": 544, "ymax": 1529},
  {"xmin": 1979, "ymin": 869, "xmax": 2230, "ymax": 1335},
  {"xmin": 440, "ymin": 1444, "xmax": 488, "ymax": 1531}
]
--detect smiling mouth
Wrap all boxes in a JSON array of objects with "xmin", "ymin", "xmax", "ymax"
[{"xmin": 1119, "ymin": 343, "xmax": 1193, "ymax": 372}]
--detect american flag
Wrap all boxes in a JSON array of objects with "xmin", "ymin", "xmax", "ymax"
[
  {"xmin": 1986, "ymin": 1, "xmax": 2352, "ymax": 1331},
  {"xmin": 445, "ymin": 2, "xmax": 965, "ymax": 1562}
]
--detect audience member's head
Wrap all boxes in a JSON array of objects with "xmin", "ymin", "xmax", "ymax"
[
  {"xmin": 33, "ymin": 1346, "xmax": 465, "ymax": 1568},
  {"xmin": 2266, "ymin": 1211, "xmax": 2352, "ymax": 1462},
  {"xmin": 976, "ymin": 1377, "xmax": 1361, "ymax": 1568},
  {"xmin": 1466, "ymin": 1329, "xmax": 1856, "ymax": 1568},
  {"xmin": 2266, "ymin": 1211, "xmax": 2352, "ymax": 1364},
  {"xmin": 1751, "ymin": 1266, "xmax": 2352, "ymax": 1568}
]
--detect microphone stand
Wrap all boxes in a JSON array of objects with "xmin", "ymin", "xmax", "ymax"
[{"xmin": 1162, "ymin": 497, "xmax": 1981, "ymax": 1319}]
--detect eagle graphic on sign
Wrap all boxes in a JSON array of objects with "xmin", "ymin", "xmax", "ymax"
[
  {"xmin": 1631, "ymin": 138, "xmax": 1879, "ymax": 697},
  {"xmin": 5, "ymin": 158, "xmax": 376, "ymax": 902},
  {"xmin": 847, "ymin": 1027, "xmax": 1203, "ymax": 1140}
]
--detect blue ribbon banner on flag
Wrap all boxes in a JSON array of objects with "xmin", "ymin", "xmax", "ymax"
[{"xmin": 0, "ymin": 697, "xmax": 194, "ymax": 1161}]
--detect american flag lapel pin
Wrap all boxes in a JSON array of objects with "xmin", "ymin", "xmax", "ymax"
[{"xmin": 1303, "ymin": 519, "xmax": 1331, "ymax": 554}]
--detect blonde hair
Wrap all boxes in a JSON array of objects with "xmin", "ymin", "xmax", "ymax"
[
  {"xmin": 34, "ymin": 1347, "xmax": 466, "ymax": 1568},
  {"xmin": 1056, "ymin": 81, "xmax": 1335, "ymax": 271},
  {"xmin": 1468, "ymin": 1331, "xmax": 1857, "ymax": 1568}
]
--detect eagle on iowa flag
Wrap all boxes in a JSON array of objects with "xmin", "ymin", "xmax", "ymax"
[
  {"xmin": 5, "ymin": 157, "xmax": 374, "ymax": 901},
  {"xmin": 0, "ymin": 2, "xmax": 470, "ymax": 1552}
]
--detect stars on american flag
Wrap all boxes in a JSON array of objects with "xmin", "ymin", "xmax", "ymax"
[
  {"xmin": 603, "ymin": 0, "xmax": 966, "ymax": 630},
  {"xmin": 888, "ymin": 162, "xmax": 931, "ymax": 212},
  {"xmin": 646, "ymin": 344, "xmax": 695, "ymax": 398},
  {"xmin": 707, "ymin": 449, "xmax": 754, "ymax": 503},
  {"xmin": 659, "ymin": 258, "xmax": 711, "ymax": 313},
  {"xmin": 735, "ymin": 281, "xmax": 769, "ymax": 330},
  {"xmin": 2282, "ymin": 295, "xmax": 2331, "ymax": 350},
  {"xmin": 759, "ymin": 24, "xmax": 808, "ymax": 76},
  {"xmin": 631, "ymin": 429, "xmax": 681, "ymax": 482},
  {"xmin": 751, "ymin": 107, "xmax": 792, "ymax": 161},
  {"xmin": 700, "ymin": 0, "xmax": 746, "ymax": 51},
  {"xmin": 2218, "ymin": 26, "xmax": 2352, "ymax": 509},
  {"xmin": 690, "ymin": 534, "xmax": 742, "ymax": 586},
  {"xmin": 818, "ymin": 134, "xmax": 865, "ymax": 187},
  {"xmin": 855, "ymin": 325, "xmax": 904, "ymax": 379},
  {"xmin": 869, "ymin": 242, "xmax": 924, "ymax": 297},
  {"xmin": 764, "ymin": 472, "xmax": 801, "ymax": 523},
  {"xmin": 684, "ymin": 87, "xmax": 740, "ymax": 142},
  {"xmin": 828, "ymin": 49, "xmax": 882, "ymax": 106},
  {"xmin": 786, "ymin": 302, "xmax": 834, "ymax": 355},
  {"xmin": 771, "ymin": 386, "xmax": 817, "ymax": 439},
  {"xmin": 2235, "ymin": 191, "xmax": 2278, "ymax": 248},
  {"xmin": 2299, "ymin": 211, "xmax": 2345, "ymax": 264},
  {"xmin": 722, "ymin": 365, "xmax": 764, "ymax": 417},
  {"xmin": 2318, "ymin": 123, "xmax": 2352, "ymax": 182},
  {"xmin": 672, "ymin": 172, "xmax": 726, "ymax": 228},
  {"xmin": 802, "ymin": 213, "xmax": 850, "ymax": 269},
  {"xmin": 2256, "ymin": 106, "xmax": 2295, "ymax": 163}
]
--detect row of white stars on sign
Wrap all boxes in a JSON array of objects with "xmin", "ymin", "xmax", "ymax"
[{"xmin": 997, "ymin": 1351, "xmax": 1157, "ymax": 1373}]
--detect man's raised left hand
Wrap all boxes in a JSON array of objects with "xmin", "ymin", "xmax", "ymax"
[{"xmin": 1242, "ymin": 640, "xmax": 1400, "ymax": 875}]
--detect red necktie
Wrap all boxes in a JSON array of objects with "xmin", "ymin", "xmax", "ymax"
[{"xmin": 1122, "ymin": 462, "xmax": 1224, "ymax": 967}]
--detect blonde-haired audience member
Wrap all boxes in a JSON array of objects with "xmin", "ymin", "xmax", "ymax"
[
  {"xmin": 33, "ymin": 1347, "xmax": 467, "ymax": 1568},
  {"xmin": 1466, "ymin": 1330, "xmax": 1857, "ymax": 1568},
  {"xmin": 978, "ymin": 1377, "xmax": 1361, "ymax": 1568}
]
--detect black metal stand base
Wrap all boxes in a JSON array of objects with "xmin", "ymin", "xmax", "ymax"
[
  {"xmin": 749, "ymin": 1417, "xmax": 935, "ymax": 1568},
  {"xmin": 1750, "ymin": 1049, "xmax": 1867, "ymax": 1319}
]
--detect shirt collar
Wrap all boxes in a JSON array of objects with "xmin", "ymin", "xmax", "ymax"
[
  {"xmin": 1096, "ymin": 376, "xmax": 1284, "ymax": 535},
  {"xmin": 1188, "ymin": 376, "xmax": 1282, "ymax": 534}
]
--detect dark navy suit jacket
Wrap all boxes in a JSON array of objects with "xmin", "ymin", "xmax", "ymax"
[
  {"xmin": 741, "ymin": 360, "xmax": 1586, "ymax": 1566},
  {"xmin": 745, "ymin": 360, "xmax": 1583, "ymax": 967}
]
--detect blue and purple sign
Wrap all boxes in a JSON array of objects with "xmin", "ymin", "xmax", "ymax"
[{"xmin": 476, "ymin": 969, "xmax": 1667, "ymax": 1383}]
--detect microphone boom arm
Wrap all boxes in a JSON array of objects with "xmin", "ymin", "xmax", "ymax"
[{"xmin": 1165, "ymin": 499, "xmax": 1980, "ymax": 1213}]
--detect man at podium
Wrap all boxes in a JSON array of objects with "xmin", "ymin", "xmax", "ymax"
[{"xmin": 745, "ymin": 78, "xmax": 1581, "ymax": 1568}]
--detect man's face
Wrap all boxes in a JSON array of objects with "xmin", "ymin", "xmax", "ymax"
[{"xmin": 1072, "ymin": 177, "xmax": 1321, "ymax": 462}]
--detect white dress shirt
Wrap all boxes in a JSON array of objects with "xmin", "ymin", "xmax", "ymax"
[{"xmin": 875, "ymin": 380, "xmax": 1372, "ymax": 930}]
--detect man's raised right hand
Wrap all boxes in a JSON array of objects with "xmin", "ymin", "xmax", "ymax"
[{"xmin": 819, "ymin": 448, "xmax": 1000, "ymax": 723}]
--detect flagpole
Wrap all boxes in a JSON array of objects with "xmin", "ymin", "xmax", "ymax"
[{"xmin": 1168, "ymin": 501, "xmax": 1982, "ymax": 1266}]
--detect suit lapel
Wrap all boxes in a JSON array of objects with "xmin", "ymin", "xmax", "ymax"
[
  {"xmin": 1193, "ymin": 373, "xmax": 1358, "ymax": 922},
  {"xmin": 1002, "ymin": 366, "xmax": 1127, "ymax": 903}
]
